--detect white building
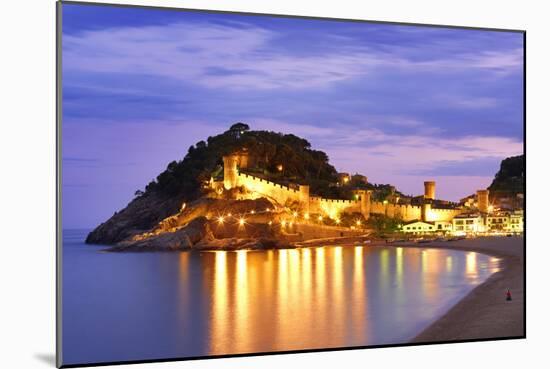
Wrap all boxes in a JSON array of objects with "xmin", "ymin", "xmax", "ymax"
[{"xmin": 452, "ymin": 213, "xmax": 485, "ymax": 234}]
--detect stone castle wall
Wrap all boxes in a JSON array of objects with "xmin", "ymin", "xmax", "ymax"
[
  {"xmin": 221, "ymin": 154, "xmax": 463, "ymax": 222},
  {"xmin": 309, "ymin": 197, "xmax": 362, "ymax": 217},
  {"xmin": 236, "ymin": 172, "xmax": 303, "ymax": 206},
  {"xmin": 369, "ymin": 201, "xmax": 461, "ymax": 222}
]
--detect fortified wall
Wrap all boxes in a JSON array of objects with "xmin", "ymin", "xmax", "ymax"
[{"xmin": 220, "ymin": 153, "xmax": 463, "ymax": 222}]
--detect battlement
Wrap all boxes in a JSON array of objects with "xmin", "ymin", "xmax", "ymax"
[{"xmin": 220, "ymin": 153, "xmax": 464, "ymax": 222}]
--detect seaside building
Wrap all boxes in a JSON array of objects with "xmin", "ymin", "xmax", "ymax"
[
  {"xmin": 401, "ymin": 220, "xmax": 453, "ymax": 235},
  {"xmin": 507, "ymin": 210, "xmax": 524, "ymax": 233},
  {"xmin": 213, "ymin": 150, "xmax": 523, "ymax": 235},
  {"xmin": 487, "ymin": 212, "xmax": 510, "ymax": 231},
  {"xmin": 452, "ymin": 213, "xmax": 485, "ymax": 234},
  {"xmin": 402, "ymin": 220, "xmax": 435, "ymax": 234}
]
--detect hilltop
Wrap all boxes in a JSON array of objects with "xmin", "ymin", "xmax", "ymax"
[{"xmin": 86, "ymin": 123, "xmax": 382, "ymax": 245}]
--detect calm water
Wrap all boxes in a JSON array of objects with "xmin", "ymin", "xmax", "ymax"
[{"xmin": 62, "ymin": 229, "xmax": 499, "ymax": 365}]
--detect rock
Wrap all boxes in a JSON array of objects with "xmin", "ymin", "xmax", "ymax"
[
  {"xmin": 86, "ymin": 191, "xmax": 185, "ymax": 245},
  {"xmin": 107, "ymin": 216, "xmax": 211, "ymax": 252}
]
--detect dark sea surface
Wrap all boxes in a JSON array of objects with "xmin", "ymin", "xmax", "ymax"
[{"xmin": 62, "ymin": 229, "xmax": 499, "ymax": 365}]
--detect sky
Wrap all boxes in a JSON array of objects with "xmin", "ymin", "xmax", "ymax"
[{"xmin": 61, "ymin": 3, "xmax": 524, "ymax": 229}]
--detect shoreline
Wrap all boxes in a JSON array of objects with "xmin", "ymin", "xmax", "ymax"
[
  {"xmin": 84, "ymin": 231, "xmax": 524, "ymax": 342},
  {"xmin": 396, "ymin": 236, "xmax": 525, "ymax": 343}
]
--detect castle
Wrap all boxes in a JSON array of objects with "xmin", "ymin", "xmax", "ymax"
[{"xmin": 209, "ymin": 151, "xmax": 494, "ymax": 225}]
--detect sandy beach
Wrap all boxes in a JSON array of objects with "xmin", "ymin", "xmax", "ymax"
[{"xmin": 401, "ymin": 236, "xmax": 525, "ymax": 343}]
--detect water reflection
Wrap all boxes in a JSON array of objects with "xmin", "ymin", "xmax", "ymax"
[
  {"xmin": 466, "ymin": 252, "xmax": 478, "ymax": 280},
  {"xmin": 63, "ymin": 231, "xmax": 502, "ymax": 364},
  {"xmin": 203, "ymin": 246, "xmax": 499, "ymax": 355}
]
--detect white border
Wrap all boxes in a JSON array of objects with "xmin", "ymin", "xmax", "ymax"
[{"xmin": 1, "ymin": 1, "xmax": 548, "ymax": 368}]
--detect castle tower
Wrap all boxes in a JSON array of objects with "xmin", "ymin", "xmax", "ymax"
[
  {"xmin": 421, "ymin": 202, "xmax": 432, "ymax": 222},
  {"xmin": 353, "ymin": 189, "xmax": 371, "ymax": 220},
  {"xmin": 424, "ymin": 181, "xmax": 436, "ymax": 200},
  {"xmin": 299, "ymin": 184, "xmax": 310, "ymax": 214},
  {"xmin": 477, "ymin": 189, "xmax": 490, "ymax": 213},
  {"xmin": 223, "ymin": 154, "xmax": 239, "ymax": 190}
]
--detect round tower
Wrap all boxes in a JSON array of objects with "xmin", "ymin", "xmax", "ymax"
[
  {"xmin": 477, "ymin": 189, "xmax": 490, "ymax": 213},
  {"xmin": 223, "ymin": 154, "xmax": 239, "ymax": 190},
  {"xmin": 424, "ymin": 181, "xmax": 436, "ymax": 200}
]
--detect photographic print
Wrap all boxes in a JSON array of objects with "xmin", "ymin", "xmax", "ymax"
[{"xmin": 58, "ymin": 1, "xmax": 525, "ymax": 367}]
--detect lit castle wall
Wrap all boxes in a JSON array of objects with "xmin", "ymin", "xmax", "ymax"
[{"xmin": 220, "ymin": 154, "xmax": 463, "ymax": 222}]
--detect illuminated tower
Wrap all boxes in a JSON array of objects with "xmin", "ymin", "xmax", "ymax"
[
  {"xmin": 424, "ymin": 181, "xmax": 436, "ymax": 200},
  {"xmin": 223, "ymin": 154, "xmax": 239, "ymax": 190},
  {"xmin": 477, "ymin": 189, "xmax": 490, "ymax": 213},
  {"xmin": 353, "ymin": 189, "xmax": 371, "ymax": 220}
]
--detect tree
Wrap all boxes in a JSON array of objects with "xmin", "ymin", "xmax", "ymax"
[{"xmin": 229, "ymin": 122, "xmax": 250, "ymax": 136}]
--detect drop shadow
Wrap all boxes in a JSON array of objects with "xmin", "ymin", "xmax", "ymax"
[{"xmin": 34, "ymin": 353, "xmax": 56, "ymax": 367}]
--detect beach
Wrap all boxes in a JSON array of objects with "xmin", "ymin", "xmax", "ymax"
[{"xmin": 406, "ymin": 236, "xmax": 525, "ymax": 343}]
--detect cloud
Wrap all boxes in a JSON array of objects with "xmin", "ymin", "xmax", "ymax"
[
  {"xmin": 239, "ymin": 117, "xmax": 523, "ymax": 185},
  {"xmin": 63, "ymin": 21, "xmax": 523, "ymax": 91},
  {"xmin": 435, "ymin": 95, "xmax": 500, "ymax": 109}
]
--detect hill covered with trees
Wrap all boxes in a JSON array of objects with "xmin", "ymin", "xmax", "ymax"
[
  {"xmin": 88, "ymin": 123, "xmax": 392, "ymax": 244},
  {"xmin": 488, "ymin": 154, "xmax": 525, "ymax": 194}
]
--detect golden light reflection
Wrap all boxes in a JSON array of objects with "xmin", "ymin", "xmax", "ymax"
[
  {"xmin": 274, "ymin": 249, "xmax": 289, "ymax": 350},
  {"xmin": 380, "ymin": 248, "xmax": 389, "ymax": 281},
  {"xmin": 351, "ymin": 246, "xmax": 367, "ymax": 341},
  {"xmin": 204, "ymin": 246, "xmax": 494, "ymax": 356},
  {"xmin": 331, "ymin": 247, "xmax": 345, "ymax": 344},
  {"xmin": 421, "ymin": 250, "xmax": 428, "ymax": 274},
  {"xmin": 466, "ymin": 252, "xmax": 478, "ymax": 278},
  {"xmin": 396, "ymin": 247, "xmax": 403, "ymax": 289},
  {"xmin": 314, "ymin": 247, "xmax": 327, "ymax": 340},
  {"xmin": 210, "ymin": 251, "xmax": 229, "ymax": 353},
  {"xmin": 234, "ymin": 251, "xmax": 250, "ymax": 352}
]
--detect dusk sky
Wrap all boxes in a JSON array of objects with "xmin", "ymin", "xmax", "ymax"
[{"xmin": 62, "ymin": 3, "xmax": 524, "ymax": 229}]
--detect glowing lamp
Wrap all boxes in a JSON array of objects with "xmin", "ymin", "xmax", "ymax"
[
  {"xmin": 238, "ymin": 218, "xmax": 245, "ymax": 226},
  {"xmin": 276, "ymin": 164, "xmax": 283, "ymax": 172}
]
